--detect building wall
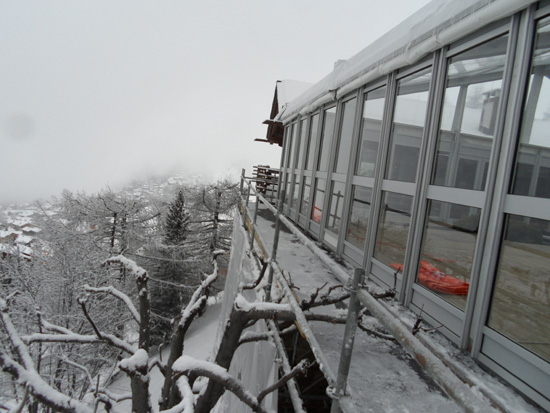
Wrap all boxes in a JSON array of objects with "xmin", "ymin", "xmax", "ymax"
[{"xmin": 277, "ymin": 2, "xmax": 550, "ymax": 409}]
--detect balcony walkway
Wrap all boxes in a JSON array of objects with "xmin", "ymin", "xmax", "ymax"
[{"xmin": 242, "ymin": 199, "xmax": 540, "ymax": 413}]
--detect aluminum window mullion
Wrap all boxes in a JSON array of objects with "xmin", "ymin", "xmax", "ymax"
[
  {"xmin": 319, "ymin": 102, "xmax": 340, "ymax": 242},
  {"xmin": 459, "ymin": 14, "xmax": 521, "ymax": 350},
  {"xmin": 306, "ymin": 112, "xmax": 323, "ymax": 231},
  {"xmin": 294, "ymin": 117, "xmax": 309, "ymax": 222},
  {"xmin": 404, "ymin": 47, "xmax": 449, "ymax": 307},
  {"xmin": 470, "ymin": 5, "xmax": 537, "ymax": 358},
  {"xmin": 363, "ymin": 73, "xmax": 397, "ymax": 275},
  {"xmin": 337, "ymin": 89, "xmax": 362, "ymax": 256}
]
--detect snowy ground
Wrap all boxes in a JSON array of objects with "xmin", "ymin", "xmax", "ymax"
[
  {"xmin": 248, "ymin": 202, "xmax": 541, "ymax": 413},
  {"xmin": 105, "ymin": 302, "xmax": 221, "ymax": 412}
]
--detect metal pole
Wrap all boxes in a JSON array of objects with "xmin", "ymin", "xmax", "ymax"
[
  {"xmin": 330, "ymin": 268, "xmax": 364, "ymax": 413},
  {"xmin": 239, "ymin": 168, "xmax": 245, "ymax": 195},
  {"xmin": 250, "ymin": 198, "xmax": 260, "ymax": 250},
  {"xmin": 265, "ymin": 190, "xmax": 284, "ymax": 302},
  {"xmin": 245, "ymin": 183, "xmax": 251, "ymax": 208}
]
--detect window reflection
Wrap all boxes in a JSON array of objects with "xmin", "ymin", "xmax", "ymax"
[
  {"xmin": 386, "ymin": 68, "xmax": 432, "ymax": 183},
  {"xmin": 325, "ymin": 182, "xmax": 346, "ymax": 234},
  {"xmin": 290, "ymin": 175, "xmax": 300, "ymax": 209},
  {"xmin": 417, "ymin": 200, "xmax": 480, "ymax": 311},
  {"xmin": 311, "ymin": 178, "xmax": 326, "ymax": 223},
  {"xmin": 305, "ymin": 114, "xmax": 320, "ymax": 171},
  {"xmin": 334, "ymin": 98, "xmax": 357, "ymax": 174},
  {"xmin": 300, "ymin": 176, "xmax": 311, "ymax": 216},
  {"xmin": 488, "ymin": 215, "xmax": 550, "ymax": 362},
  {"xmin": 374, "ymin": 192, "xmax": 413, "ymax": 267},
  {"xmin": 295, "ymin": 120, "xmax": 307, "ymax": 169},
  {"xmin": 287, "ymin": 123, "xmax": 299, "ymax": 169},
  {"xmin": 283, "ymin": 173, "xmax": 292, "ymax": 205},
  {"xmin": 433, "ymin": 34, "xmax": 508, "ymax": 191},
  {"xmin": 346, "ymin": 186, "xmax": 372, "ymax": 249},
  {"xmin": 511, "ymin": 17, "xmax": 550, "ymax": 199},
  {"xmin": 356, "ymin": 87, "xmax": 386, "ymax": 177},
  {"xmin": 317, "ymin": 107, "xmax": 337, "ymax": 172}
]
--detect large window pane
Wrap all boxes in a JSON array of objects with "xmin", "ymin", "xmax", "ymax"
[
  {"xmin": 300, "ymin": 176, "xmax": 311, "ymax": 216},
  {"xmin": 356, "ymin": 86, "xmax": 386, "ymax": 177},
  {"xmin": 325, "ymin": 182, "xmax": 346, "ymax": 234},
  {"xmin": 374, "ymin": 192, "xmax": 413, "ymax": 267},
  {"xmin": 386, "ymin": 68, "xmax": 432, "ymax": 182},
  {"xmin": 488, "ymin": 215, "xmax": 550, "ymax": 362},
  {"xmin": 305, "ymin": 114, "xmax": 320, "ymax": 171},
  {"xmin": 288, "ymin": 123, "xmax": 299, "ymax": 170},
  {"xmin": 283, "ymin": 173, "xmax": 292, "ymax": 205},
  {"xmin": 433, "ymin": 34, "xmax": 508, "ymax": 191},
  {"xmin": 295, "ymin": 119, "xmax": 307, "ymax": 169},
  {"xmin": 334, "ymin": 98, "xmax": 357, "ymax": 174},
  {"xmin": 311, "ymin": 178, "xmax": 326, "ymax": 223},
  {"xmin": 346, "ymin": 186, "xmax": 372, "ymax": 249},
  {"xmin": 317, "ymin": 107, "xmax": 337, "ymax": 172},
  {"xmin": 417, "ymin": 200, "xmax": 480, "ymax": 311},
  {"xmin": 290, "ymin": 175, "xmax": 301, "ymax": 209},
  {"xmin": 511, "ymin": 17, "xmax": 550, "ymax": 199}
]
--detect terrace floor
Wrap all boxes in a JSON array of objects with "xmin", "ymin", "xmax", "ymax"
[{"xmin": 245, "ymin": 201, "xmax": 541, "ymax": 413}]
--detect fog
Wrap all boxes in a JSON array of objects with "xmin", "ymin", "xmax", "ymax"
[{"xmin": 1, "ymin": 0, "xmax": 430, "ymax": 204}]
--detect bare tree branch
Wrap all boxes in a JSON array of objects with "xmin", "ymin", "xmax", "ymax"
[
  {"xmin": 83, "ymin": 284, "xmax": 140, "ymax": 324},
  {"xmin": 257, "ymin": 359, "xmax": 311, "ymax": 403}
]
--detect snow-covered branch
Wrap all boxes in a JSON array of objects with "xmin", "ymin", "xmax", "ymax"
[
  {"xmin": 0, "ymin": 298, "xmax": 93, "ymax": 413},
  {"xmin": 160, "ymin": 259, "xmax": 220, "ymax": 411},
  {"xmin": 83, "ymin": 284, "xmax": 140, "ymax": 324},
  {"xmin": 103, "ymin": 255, "xmax": 148, "ymax": 282},
  {"xmin": 172, "ymin": 356, "xmax": 268, "ymax": 413},
  {"xmin": 23, "ymin": 330, "xmax": 136, "ymax": 355}
]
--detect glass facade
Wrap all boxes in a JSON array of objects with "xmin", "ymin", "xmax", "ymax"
[
  {"xmin": 511, "ymin": 17, "xmax": 550, "ymax": 199},
  {"xmin": 356, "ymin": 87, "xmax": 386, "ymax": 177},
  {"xmin": 305, "ymin": 114, "xmax": 320, "ymax": 171},
  {"xmin": 418, "ymin": 200, "xmax": 481, "ymax": 311},
  {"xmin": 325, "ymin": 181, "xmax": 346, "ymax": 234},
  {"xmin": 386, "ymin": 68, "xmax": 432, "ymax": 183},
  {"xmin": 317, "ymin": 107, "xmax": 337, "ymax": 172},
  {"xmin": 334, "ymin": 98, "xmax": 357, "ymax": 174},
  {"xmin": 300, "ymin": 176, "xmax": 311, "ymax": 216},
  {"xmin": 311, "ymin": 178, "xmax": 326, "ymax": 224},
  {"xmin": 275, "ymin": 6, "xmax": 550, "ymax": 408},
  {"xmin": 433, "ymin": 35, "xmax": 508, "ymax": 191},
  {"xmin": 488, "ymin": 214, "xmax": 550, "ymax": 362},
  {"xmin": 346, "ymin": 186, "xmax": 372, "ymax": 249},
  {"xmin": 373, "ymin": 192, "xmax": 413, "ymax": 268}
]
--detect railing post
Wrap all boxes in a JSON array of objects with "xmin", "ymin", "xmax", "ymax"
[
  {"xmin": 250, "ymin": 198, "xmax": 260, "ymax": 250},
  {"xmin": 239, "ymin": 168, "xmax": 245, "ymax": 195},
  {"xmin": 330, "ymin": 268, "xmax": 364, "ymax": 413},
  {"xmin": 245, "ymin": 183, "xmax": 251, "ymax": 208},
  {"xmin": 265, "ymin": 190, "xmax": 284, "ymax": 302}
]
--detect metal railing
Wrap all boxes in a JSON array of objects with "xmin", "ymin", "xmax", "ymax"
[
  {"xmin": 238, "ymin": 170, "xmax": 493, "ymax": 413},
  {"xmin": 239, "ymin": 173, "xmax": 360, "ymax": 413}
]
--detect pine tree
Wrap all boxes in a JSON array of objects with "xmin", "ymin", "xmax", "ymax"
[{"xmin": 164, "ymin": 189, "xmax": 190, "ymax": 245}]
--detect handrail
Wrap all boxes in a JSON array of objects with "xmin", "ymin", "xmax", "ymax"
[
  {"xmin": 240, "ymin": 175, "xmax": 493, "ymax": 413},
  {"xmin": 239, "ymin": 191, "xmax": 338, "ymax": 387}
]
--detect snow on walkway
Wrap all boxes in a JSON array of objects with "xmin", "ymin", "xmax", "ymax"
[{"xmin": 249, "ymin": 204, "xmax": 461, "ymax": 412}]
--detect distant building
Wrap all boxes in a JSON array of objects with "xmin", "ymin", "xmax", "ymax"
[{"xmin": 269, "ymin": 0, "xmax": 550, "ymax": 409}]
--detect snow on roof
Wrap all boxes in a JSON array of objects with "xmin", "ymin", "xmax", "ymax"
[
  {"xmin": 281, "ymin": 0, "xmax": 537, "ymax": 123},
  {"xmin": 275, "ymin": 80, "xmax": 313, "ymax": 113}
]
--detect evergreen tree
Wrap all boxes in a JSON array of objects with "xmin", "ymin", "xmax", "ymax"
[{"xmin": 164, "ymin": 189, "xmax": 190, "ymax": 245}]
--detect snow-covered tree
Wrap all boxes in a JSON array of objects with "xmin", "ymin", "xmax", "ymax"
[{"xmin": 164, "ymin": 189, "xmax": 190, "ymax": 246}]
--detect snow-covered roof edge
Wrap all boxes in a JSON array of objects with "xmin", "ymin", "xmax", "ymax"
[
  {"xmin": 281, "ymin": 0, "xmax": 536, "ymax": 124},
  {"xmin": 275, "ymin": 80, "xmax": 313, "ymax": 121}
]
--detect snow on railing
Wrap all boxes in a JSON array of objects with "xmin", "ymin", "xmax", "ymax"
[{"xmin": 238, "ymin": 172, "xmax": 495, "ymax": 413}]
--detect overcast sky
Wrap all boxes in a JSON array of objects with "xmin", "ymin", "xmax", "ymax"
[{"xmin": 1, "ymin": 0, "xmax": 431, "ymax": 204}]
